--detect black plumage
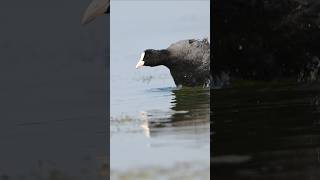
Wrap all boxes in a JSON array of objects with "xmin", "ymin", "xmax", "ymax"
[{"xmin": 136, "ymin": 38, "xmax": 210, "ymax": 87}]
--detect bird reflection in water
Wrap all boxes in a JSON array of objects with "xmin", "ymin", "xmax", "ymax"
[
  {"xmin": 140, "ymin": 111, "xmax": 151, "ymax": 138},
  {"xmin": 138, "ymin": 87, "xmax": 210, "ymax": 140}
]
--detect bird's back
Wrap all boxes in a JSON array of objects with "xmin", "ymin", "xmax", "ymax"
[
  {"xmin": 166, "ymin": 38, "xmax": 211, "ymax": 86},
  {"xmin": 167, "ymin": 39, "xmax": 210, "ymax": 64}
]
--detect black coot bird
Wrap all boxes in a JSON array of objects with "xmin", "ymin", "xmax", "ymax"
[{"xmin": 136, "ymin": 39, "xmax": 210, "ymax": 87}]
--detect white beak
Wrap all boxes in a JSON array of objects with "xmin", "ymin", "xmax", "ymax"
[
  {"xmin": 135, "ymin": 60, "xmax": 145, "ymax": 69},
  {"xmin": 81, "ymin": 0, "xmax": 110, "ymax": 25},
  {"xmin": 136, "ymin": 52, "xmax": 145, "ymax": 69}
]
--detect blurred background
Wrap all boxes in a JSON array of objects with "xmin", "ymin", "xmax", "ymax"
[{"xmin": 0, "ymin": 1, "xmax": 108, "ymax": 179}]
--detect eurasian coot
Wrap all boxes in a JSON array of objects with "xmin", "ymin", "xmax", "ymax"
[{"xmin": 136, "ymin": 38, "xmax": 210, "ymax": 87}]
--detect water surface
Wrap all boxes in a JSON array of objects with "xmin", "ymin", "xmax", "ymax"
[
  {"xmin": 110, "ymin": 0, "xmax": 210, "ymax": 178},
  {"xmin": 212, "ymin": 82, "xmax": 320, "ymax": 180}
]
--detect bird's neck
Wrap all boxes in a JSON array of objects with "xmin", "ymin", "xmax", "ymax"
[{"xmin": 156, "ymin": 49, "xmax": 171, "ymax": 67}]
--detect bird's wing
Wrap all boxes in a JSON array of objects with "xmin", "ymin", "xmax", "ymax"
[{"xmin": 81, "ymin": 0, "xmax": 110, "ymax": 25}]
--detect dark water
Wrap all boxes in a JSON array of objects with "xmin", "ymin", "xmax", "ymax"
[{"xmin": 212, "ymin": 82, "xmax": 320, "ymax": 180}]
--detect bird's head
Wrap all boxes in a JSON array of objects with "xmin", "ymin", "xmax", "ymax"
[
  {"xmin": 136, "ymin": 49, "xmax": 170, "ymax": 69},
  {"xmin": 81, "ymin": 0, "xmax": 110, "ymax": 25}
]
